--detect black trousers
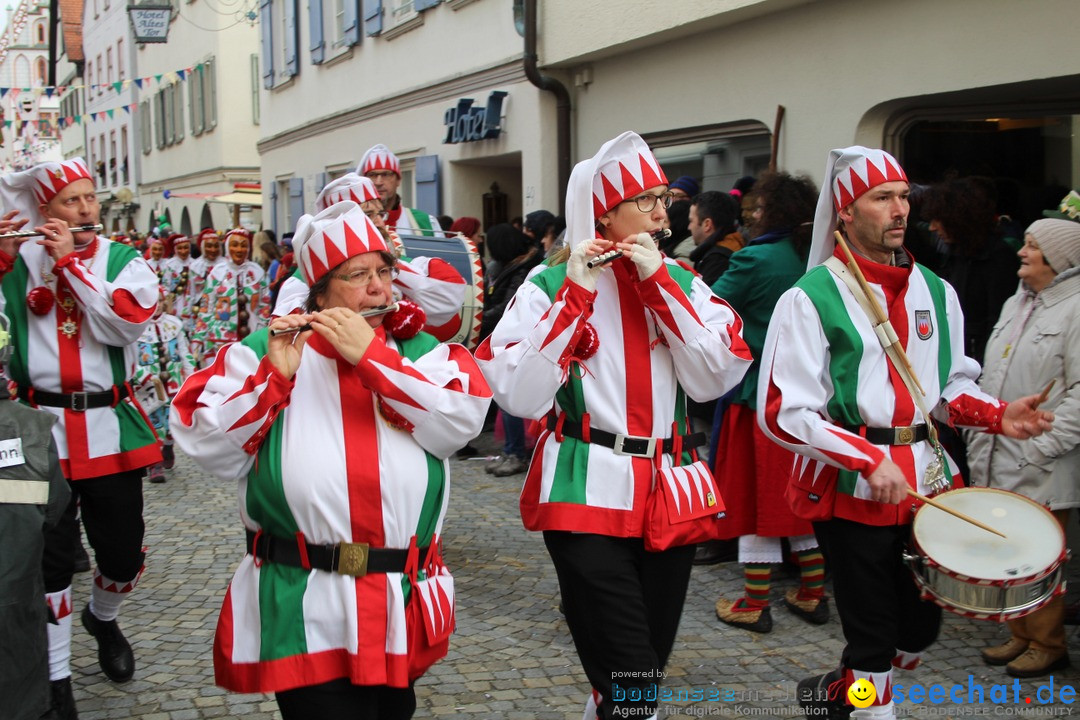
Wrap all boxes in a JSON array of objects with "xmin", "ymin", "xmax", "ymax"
[
  {"xmin": 544, "ymin": 531, "xmax": 695, "ymax": 720},
  {"xmin": 43, "ymin": 470, "xmax": 146, "ymax": 592},
  {"xmin": 275, "ymin": 679, "xmax": 416, "ymax": 720},
  {"xmin": 813, "ymin": 518, "xmax": 941, "ymax": 673}
]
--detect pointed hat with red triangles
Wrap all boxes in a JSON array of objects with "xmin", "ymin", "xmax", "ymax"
[
  {"xmin": 293, "ymin": 201, "xmax": 389, "ymax": 285},
  {"xmin": 315, "ymin": 173, "xmax": 381, "ymax": 212},
  {"xmin": 807, "ymin": 146, "xmax": 909, "ymax": 269},
  {"xmin": 357, "ymin": 144, "xmax": 401, "ymax": 178},
  {"xmin": 565, "ymin": 131, "xmax": 668, "ymax": 249}
]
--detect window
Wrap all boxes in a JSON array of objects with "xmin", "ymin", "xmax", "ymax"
[
  {"xmin": 96, "ymin": 55, "xmax": 103, "ymax": 96},
  {"xmin": 323, "ymin": 0, "xmax": 346, "ymax": 49},
  {"xmin": 277, "ymin": 178, "xmax": 293, "ymax": 233},
  {"xmin": 35, "ymin": 21, "xmax": 45, "ymax": 44},
  {"xmin": 34, "ymin": 58, "xmax": 45, "ymax": 86},
  {"xmin": 269, "ymin": 0, "xmax": 298, "ymax": 83},
  {"xmin": 117, "ymin": 40, "xmax": 124, "ymax": 81},
  {"xmin": 98, "ymin": 134, "xmax": 106, "ymax": 183},
  {"xmin": 390, "ymin": 0, "xmax": 415, "ymax": 24},
  {"xmin": 140, "ymin": 100, "xmax": 152, "ymax": 154},
  {"xmin": 89, "ymin": 138, "xmax": 96, "ymax": 170},
  {"xmin": 121, "ymin": 126, "xmax": 129, "ymax": 183},
  {"xmin": 109, "ymin": 132, "xmax": 117, "ymax": 185},
  {"xmin": 107, "ymin": 48, "xmax": 113, "ymax": 85},
  {"xmin": 86, "ymin": 61, "xmax": 92, "ymax": 94},
  {"xmin": 190, "ymin": 59, "xmax": 217, "ymax": 135}
]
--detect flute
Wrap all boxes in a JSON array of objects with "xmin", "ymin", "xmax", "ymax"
[
  {"xmin": 0, "ymin": 223, "xmax": 103, "ymax": 239},
  {"xmin": 586, "ymin": 228, "xmax": 672, "ymax": 269},
  {"xmin": 269, "ymin": 303, "xmax": 400, "ymax": 336}
]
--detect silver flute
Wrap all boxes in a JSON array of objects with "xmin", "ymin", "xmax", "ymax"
[
  {"xmin": 269, "ymin": 303, "xmax": 400, "ymax": 336},
  {"xmin": 0, "ymin": 223, "xmax": 103, "ymax": 239},
  {"xmin": 586, "ymin": 228, "xmax": 672, "ymax": 269}
]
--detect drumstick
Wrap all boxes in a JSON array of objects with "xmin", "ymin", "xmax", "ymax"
[
  {"xmin": 906, "ymin": 488, "xmax": 1007, "ymax": 539},
  {"xmin": 834, "ymin": 231, "xmax": 925, "ymax": 396},
  {"xmin": 1034, "ymin": 379, "xmax": 1055, "ymax": 409}
]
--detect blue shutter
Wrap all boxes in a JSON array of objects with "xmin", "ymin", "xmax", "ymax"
[
  {"xmin": 343, "ymin": 0, "xmax": 360, "ymax": 46},
  {"xmin": 259, "ymin": 0, "xmax": 274, "ymax": 88},
  {"xmin": 309, "ymin": 0, "xmax": 325, "ymax": 64},
  {"xmin": 414, "ymin": 155, "xmax": 440, "ymax": 217},
  {"xmin": 316, "ymin": 172, "xmax": 329, "ymax": 199},
  {"xmin": 288, "ymin": 177, "xmax": 305, "ymax": 230},
  {"xmin": 414, "ymin": 0, "xmax": 439, "ymax": 10},
  {"xmin": 362, "ymin": 0, "xmax": 382, "ymax": 36},
  {"xmin": 284, "ymin": 0, "xmax": 299, "ymax": 77}
]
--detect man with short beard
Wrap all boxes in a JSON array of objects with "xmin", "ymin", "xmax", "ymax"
[
  {"xmin": 760, "ymin": 146, "xmax": 1054, "ymax": 720},
  {"xmin": 0, "ymin": 157, "xmax": 161, "ymax": 718}
]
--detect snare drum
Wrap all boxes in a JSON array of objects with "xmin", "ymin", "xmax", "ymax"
[{"xmin": 905, "ymin": 487, "xmax": 1067, "ymax": 621}]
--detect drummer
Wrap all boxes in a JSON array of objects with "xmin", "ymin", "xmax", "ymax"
[{"xmin": 758, "ymin": 146, "xmax": 1053, "ymax": 720}]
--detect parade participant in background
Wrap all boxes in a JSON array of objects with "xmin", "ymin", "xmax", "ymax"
[
  {"xmin": 759, "ymin": 146, "xmax": 1054, "ymax": 720},
  {"xmin": 162, "ymin": 234, "xmax": 196, "ymax": 329},
  {"xmin": 192, "ymin": 228, "xmax": 270, "ymax": 364},
  {"xmin": 144, "ymin": 236, "xmax": 167, "ymax": 284},
  {"xmin": 968, "ymin": 218, "xmax": 1080, "ymax": 678},
  {"xmin": 0, "ymin": 308, "xmax": 72, "ymax": 720},
  {"xmin": 359, "ymin": 144, "xmax": 442, "ymax": 235},
  {"xmin": 476, "ymin": 131, "xmax": 751, "ymax": 720},
  {"xmin": 133, "ymin": 290, "xmax": 195, "ymax": 483},
  {"xmin": 171, "ymin": 201, "xmax": 491, "ymax": 720},
  {"xmin": 187, "ymin": 229, "xmax": 224, "ymax": 364},
  {"xmin": 274, "ymin": 173, "xmax": 468, "ymax": 340},
  {"xmin": 0, "ymin": 158, "xmax": 161, "ymax": 716},
  {"xmin": 711, "ymin": 172, "xmax": 827, "ymax": 634}
]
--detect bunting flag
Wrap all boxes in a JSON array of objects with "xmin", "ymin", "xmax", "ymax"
[
  {"xmin": 154, "ymin": 73, "xmax": 162, "ymax": 83},
  {"xmin": 112, "ymin": 81, "xmax": 123, "ymax": 94},
  {"xmin": 0, "ymin": 88, "xmax": 6, "ymax": 98},
  {"xmin": 134, "ymin": 78, "xmax": 143, "ymax": 90},
  {"xmin": 177, "ymin": 69, "xmax": 186, "ymax": 81},
  {"xmin": 45, "ymin": 87, "xmax": 54, "ymax": 98},
  {"xmin": 0, "ymin": 62, "xmax": 206, "ymax": 97},
  {"xmin": 107, "ymin": 109, "xmax": 114, "ymax": 119}
]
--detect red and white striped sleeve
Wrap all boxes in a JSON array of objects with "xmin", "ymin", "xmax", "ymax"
[
  {"xmin": 636, "ymin": 262, "xmax": 752, "ymax": 402},
  {"xmin": 54, "ymin": 248, "xmax": 158, "ymax": 346},
  {"xmin": 394, "ymin": 257, "xmax": 467, "ymax": 327},
  {"xmin": 474, "ymin": 276, "xmax": 596, "ymax": 420},
  {"xmin": 757, "ymin": 288, "xmax": 887, "ymax": 478},
  {"xmin": 356, "ymin": 337, "xmax": 492, "ymax": 459},
  {"xmin": 169, "ymin": 342, "xmax": 293, "ymax": 479}
]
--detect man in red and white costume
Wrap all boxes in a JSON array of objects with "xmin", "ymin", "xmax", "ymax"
[
  {"xmin": 0, "ymin": 157, "xmax": 162, "ymax": 714},
  {"xmin": 274, "ymin": 173, "xmax": 467, "ymax": 339},
  {"xmin": 759, "ymin": 146, "xmax": 1054, "ymax": 719},
  {"xmin": 170, "ymin": 201, "xmax": 491, "ymax": 719},
  {"xmin": 477, "ymin": 131, "xmax": 752, "ymax": 720},
  {"xmin": 162, "ymin": 234, "xmax": 195, "ymax": 327}
]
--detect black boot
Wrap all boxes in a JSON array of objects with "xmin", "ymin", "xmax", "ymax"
[
  {"xmin": 797, "ymin": 668, "xmax": 851, "ymax": 720},
  {"xmin": 161, "ymin": 441, "xmax": 175, "ymax": 470},
  {"xmin": 47, "ymin": 677, "xmax": 79, "ymax": 719},
  {"xmin": 81, "ymin": 606, "xmax": 135, "ymax": 683}
]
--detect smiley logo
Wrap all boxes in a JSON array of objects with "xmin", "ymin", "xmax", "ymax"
[{"xmin": 847, "ymin": 678, "xmax": 876, "ymax": 708}]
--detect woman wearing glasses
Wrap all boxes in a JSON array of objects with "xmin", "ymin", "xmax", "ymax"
[
  {"xmin": 477, "ymin": 132, "xmax": 752, "ymax": 720},
  {"xmin": 171, "ymin": 202, "xmax": 492, "ymax": 719}
]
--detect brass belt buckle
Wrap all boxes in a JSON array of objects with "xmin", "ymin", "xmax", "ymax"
[
  {"xmin": 335, "ymin": 542, "xmax": 369, "ymax": 577},
  {"xmin": 897, "ymin": 426, "xmax": 915, "ymax": 445}
]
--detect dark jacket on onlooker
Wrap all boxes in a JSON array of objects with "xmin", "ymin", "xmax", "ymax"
[
  {"xmin": 690, "ymin": 230, "xmax": 746, "ymax": 287},
  {"xmin": 480, "ymin": 224, "xmax": 543, "ymax": 340}
]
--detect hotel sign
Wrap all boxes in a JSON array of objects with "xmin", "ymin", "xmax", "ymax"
[{"xmin": 443, "ymin": 91, "xmax": 507, "ymax": 144}]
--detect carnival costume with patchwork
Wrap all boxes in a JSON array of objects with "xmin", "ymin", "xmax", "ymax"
[
  {"xmin": 0, "ymin": 157, "xmax": 161, "ymax": 687},
  {"xmin": 758, "ymin": 147, "xmax": 1009, "ymax": 718},
  {"xmin": 476, "ymin": 132, "xmax": 751, "ymax": 720},
  {"xmin": 192, "ymin": 228, "xmax": 270, "ymax": 363},
  {"xmin": 162, "ymin": 239, "xmax": 196, "ymax": 331},
  {"xmin": 187, "ymin": 229, "xmax": 225, "ymax": 359},
  {"xmin": 134, "ymin": 303, "xmax": 195, "ymax": 479},
  {"xmin": 170, "ymin": 202, "xmax": 491, "ymax": 696}
]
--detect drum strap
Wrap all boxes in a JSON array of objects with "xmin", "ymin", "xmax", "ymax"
[{"xmin": 823, "ymin": 257, "xmax": 940, "ymax": 449}]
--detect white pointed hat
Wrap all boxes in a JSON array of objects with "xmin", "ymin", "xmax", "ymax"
[
  {"xmin": 293, "ymin": 201, "xmax": 389, "ymax": 286},
  {"xmin": 315, "ymin": 173, "xmax": 380, "ymax": 212},
  {"xmin": 357, "ymin": 144, "xmax": 401, "ymax": 178}
]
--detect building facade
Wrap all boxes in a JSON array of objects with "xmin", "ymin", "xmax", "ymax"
[
  {"xmin": 259, "ymin": 0, "xmax": 1079, "ymax": 237},
  {"xmin": 0, "ymin": 0, "xmax": 62, "ymax": 172}
]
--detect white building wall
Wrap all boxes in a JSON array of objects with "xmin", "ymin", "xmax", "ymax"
[{"xmin": 0, "ymin": 0, "xmax": 61, "ymax": 171}]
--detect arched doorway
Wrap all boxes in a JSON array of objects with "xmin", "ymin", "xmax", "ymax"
[
  {"xmin": 180, "ymin": 207, "xmax": 192, "ymax": 236},
  {"xmin": 200, "ymin": 203, "xmax": 214, "ymax": 232}
]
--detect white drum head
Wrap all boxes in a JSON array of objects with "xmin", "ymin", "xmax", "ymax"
[{"xmin": 912, "ymin": 487, "xmax": 1063, "ymax": 582}]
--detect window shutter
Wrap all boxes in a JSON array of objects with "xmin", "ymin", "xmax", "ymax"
[
  {"xmin": 190, "ymin": 65, "xmax": 202, "ymax": 135},
  {"xmin": 343, "ymin": 0, "xmax": 360, "ymax": 46},
  {"xmin": 316, "ymin": 172, "xmax": 328, "ymax": 196},
  {"xmin": 259, "ymin": 0, "xmax": 274, "ymax": 88},
  {"xmin": 414, "ymin": 154, "xmax": 440, "ymax": 217},
  {"xmin": 173, "ymin": 84, "xmax": 184, "ymax": 142},
  {"xmin": 270, "ymin": 182, "xmax": 278, "ymax": 236},
  {"xmin": 362, "ymin": 0, "xmax": 381, "ymax": 36},
  {"xmin": 154, "ymin": 93, "xmax": 164, "ymax": 149},
  {"xmin": 207, "ymin": 59, "xmax": 218, "ymax": 129},
  {"xmin": 284, "ymin": 0, "xmax": 299, "ymax": 77},
  {"xmin": 414, "ymin": 0, "xmax": 438, "ymax": 10},
  {"xmin": 309, "ymin": 0, "xmax": 325, "ymax": 64},
  {"xmin": 288, "ymin": 177, "xmax": 304, "ymax": 231}
]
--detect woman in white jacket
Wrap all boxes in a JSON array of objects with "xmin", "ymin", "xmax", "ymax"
[{"xmin": 968, "ymin": 217, "xmax": 1080, "ymax": 679}]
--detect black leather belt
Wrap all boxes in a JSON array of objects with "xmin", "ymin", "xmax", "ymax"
[
  {"xmin": 17, "ymin": 384, "xmax": 129, "ymax": 412},
  {"xmin": 547, "ymin": 416, "xmax": 705, "ymax": 458},
  {"xmin": 842, "ymin": 423, "xmax": 929, "ymax": 446},
  {"xmin": 246, "ymin": 529, "xmax": 426, "ymax": 578}
]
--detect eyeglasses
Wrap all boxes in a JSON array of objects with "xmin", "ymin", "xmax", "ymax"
[
  {"xmin": 365, "ymin": 171, "xmax": 397, "ymax": 181},
  {"xmin": 364, "ymin": 209, "xmax": 389, "ymax": 222},
  {"xmin": 621, "ymin": 191, "xmax": 675, "ymax": 213},
  {"xmin": 330, "ymin": 266, "xmax": 398, "ymax": 286}
]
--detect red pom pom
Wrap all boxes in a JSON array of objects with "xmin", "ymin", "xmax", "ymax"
[
  {"xmin": 26, "ymin": 287, "xmax": 55, "ymax": 316},
  {"xmin": 573, "ymin": 322, "xmax": 599, "ymax": 360},
  {"xmin": 386, "ymin": 298, "xmax": 426, "ymax": 340}
]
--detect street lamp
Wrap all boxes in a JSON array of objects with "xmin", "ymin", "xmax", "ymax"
[{"xmin": 127, "ymin": 2, "xmax": 173, "ymax": 43}]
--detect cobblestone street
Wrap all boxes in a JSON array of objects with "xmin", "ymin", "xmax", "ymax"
[{"xmin": 67, "ymin": 429, "xmax": 1080, "ymax": 719}]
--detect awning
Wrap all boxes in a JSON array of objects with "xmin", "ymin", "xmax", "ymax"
[{"xmin": 208, "ymin": 192, "xmax": 263, "ymax": 207}]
